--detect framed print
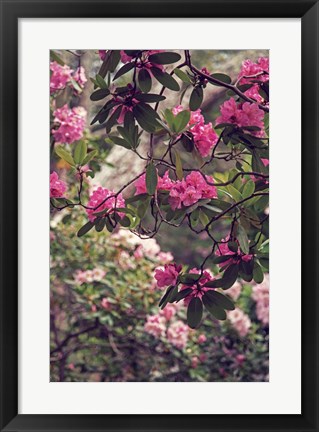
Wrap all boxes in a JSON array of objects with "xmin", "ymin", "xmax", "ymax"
[{"xmin": 0, "ymin": 0, "xmax": 318, "ymax": 431}]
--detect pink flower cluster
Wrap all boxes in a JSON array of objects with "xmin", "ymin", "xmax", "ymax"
[
  {"xmin": 134, "ymin": 170, "xmax": 217, "ymax": 211},
  {"xmin": 166, "ymin": 320, "xmax": 189, "ymax": 349},
  {"xmin": 169, "ymin": 171, "xmax": 217, "ymax": 210},
  {"xmin": 50, "ymin": 61, "xmax": 87, "ymax": 94},
  {"xmin": 252, "ymin": 273, "xmax": 269, "ymax": 325},
  {"xmin": 52, "ymin": 105, "xmax": 87, "ymax": 144},
  {"xmin": 50, "ymin": 171, "xmax": 67, "ymax": 198},
  {"xmin": 144, "ymin": 303, "xmax": 189, "ymax": 349},
  {"xmin": 227, "ymin": 308, "xmax": 251, "ymax": 337},
  {"xmin": 120, "ymin": 50, "xmax": 164, "ymax": 71},
  {"xmin": 154, "ymin": 263, "xmax": 182, "ymax": 288},
  {"xmin": 216, "ymin": 238, "xmax": 253, "ymax": 266},
  {"xmin": 238, "ymin": 57, "xmax": 269, "ymax": 103},
  {"xmin": 172, "ymin": 105, "xmax": 218, "ymax": 157},
  {"xmin": 86, "ymin": 187, "xmax": 125, "ymax": 222},
  {"xmin": 180, "ymin": 268, "xmax": 215, "ymax": 305},
  {"xmin": 216, "ymin": 97, "xmax": 265, "ymax": 136},
  {"xmin": 73, "ymin": 268, "xmax": 106, "ymax": 284}
]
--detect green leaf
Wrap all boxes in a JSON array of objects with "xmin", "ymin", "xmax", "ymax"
[
  {"xmin": 227, "ymin": 184, "xmax": 243, "ymax": 203},
  {"xmin": 118, "ymin": 215, "xmax": 131, "ymax": 227},
  {"xmin": 146, "ymin": 162, "xmax": 158, "ymax": 195},
  {"xmin": 173, "ymin": 110, "xmax": 190, "ymax": 133},
  {"xmin": 95, "ymin": 217, "xmax": 105, "ymax": 232},
  {"xmin": 220, "ymin": 263, "xmax": 239, "ymax": 289},
  {"xmin": 148, "ymin": 52, "xmax": 181, "ymax": 64},
  {"xmin": 253, "ymin": 262, "xmax": 264, "ymax": 283},
  {"xmin": 202, "ymin": 294, "xmax": 227, "ymax": 320},
  {"xmin": 151, "ymin": 67, "xmax": 180, "ymax": 91},
  {"xmin": 205, "ymin": 290, "xmax": 235, "ymax": 311},
  {"xmin": 210, "ymin": 73, "xmax": 232, "ymax": 86},
  {"xmin": 133, "ymin": 102, "xmax": 160, "ymax": 132},
  {"xmin": 174, "ymin": 68, "xmax": 191, "ymax": 83},
  {"xmin": 82, "ymin": 150, "xmax": 98, "ymax": 166},
  {"xmin": 134, "ymin": 93, "xmax": 166, "ymax": 103},
  {"xmin": 55, "ymin": 146, "xmax": 75, "ymax": 166},
  {"xmin": 181, "ymin": 134, "xmax": 194, "ymax": 152},
  {"xmin": 73, "ymin": 141, "xmax": 87, "ymax": 165},
  {"xmin": 90, "ymin": 88, "xmax": 110, "ymax": 101},
  {"xmin": 138, "ymin": 68, "xmax": 152, "ymax": 93},
  {"xmin": 242, "ymin": 180, "xmax": 255, "ymax": 199},
  {"xmin": 228, "ymin": 241, "xmax": 238, "ymax": 253},
  {"xmin": 113, "ymin": 62, "xmax": 135, "ymax": 81},
  {"xmin": 50, "ymin": 51, "xmax": 65, "ymax": 66},
  {"xmin": 108, "ymin": 135, "xmax": 131, "ymax": 149},
  {"xmin": 105, "ymin": 105, "xmax": 122, "ymax": 133},
  {"xmin": 173, "ymin": 150, "xmax": 184, "ymax": 180},
  {"xmin": 159, "ymin": 285, "xmax": 175, "ymax": 308},
  {"xmin": 179, "ymin": 273, "xmax": 200, "ymax": 284},
  {"xmin": 96, "ymin": 74, "xmax": 108, "ymax": 89},
  {"xmin": 175, "ymin": 288, "xmax": 193, "ymax": 302},
  {"xmin": 189, "ymin": 86, "xmax": 203, "ymax": 111},
  {"xmin": 187, "ymin": 297, "xmax": 203, "ymax": 329},
  {"xmin": 237, "ymin": 224, "xmax": 250, "ymax": 254},
  {"xmin": 77, "ymin": 221, "xmax": 94, "ymax": 237}
]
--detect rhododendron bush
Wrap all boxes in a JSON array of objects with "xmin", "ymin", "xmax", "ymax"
[{"xmin": 50, "ymin": 49, "xmax": 269, "ymax": 382}]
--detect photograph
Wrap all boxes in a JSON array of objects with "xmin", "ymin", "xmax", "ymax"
[{"xmin": 49, "ymin": 49, "xmax": 270, "ymax": 383}]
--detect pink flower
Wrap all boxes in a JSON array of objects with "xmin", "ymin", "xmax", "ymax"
[
  {"xmin": 101, "ymin": 297, "xmax": 112, "ymax": 310},
  {"xmin": 134, "ymin": 170, "xmax": 174, "ymax": 196},
  {"xmin": 216, "ymin": 97, "xmax": 265, "ymax": 136},
  {"xmin": 120, "ymin": 50, "xmax": 165, "ymax": 72},
  {"xmin": 92, "ymin": 268, "xmax": 106, "ymax": 281},
  {"xmin": 191, "ymin": 356, "xmax": 199, "ymax": 368},
  {"xmin": 52, "ymin": 105, "xmax": 86, "ymax": 144},
  {"xmin": 157, "ymin": 251, "xmax": 174, "ymax": 264},
  {"xmin": 198, "ymin": 334, "xmax": 207, "ymax": 344},
  {"xmin": 167, "ymin": 320, "xmax": 189, "ymax": 349},
  {"xmin": 181, "ymin": 268, "xmax": 215, "ymax": 305},
  {"xmin": 168, "ymin": 171, "xmax": 217, "ymax": 210},
  {"xmin": 154, "ymin": 263, "xmax": 182, "ymax": 288},
  {"xmin": 86, "ymin": 187, "xmax": 125, "ymax": 222},
  {"xmin": 216, "ymin": 238, "xmax": 253, "ymax": 267},
  {"xmin": 99, "ymin": 50, "xmax": 107, "ymax": 61},
  {"xmin": 252, "ymin": 273, "xmax": 269, "ymax": 325},
  {"xmin": 172, "ymin": 105, "xmax": 218, "ymax": 157},
  {"xmin": 227, "ymin": 308, "xmax": 251, "ymax": 337},
  {"xmin": 133, "ymin": 245, "xmax": 144, "ymax": 259},
  {"xmin": 50, "ymin": 61, "xmax": 73, "ymax": 94},
  {"xmin": 238, "ymin": 57, "xmax": 269, "ymax": 103},
  {"xmin": 159, "ymin": 303, "xmax": 178, "ymax": 321},
  {"xmin": 144, "ymin": 314, "xmax": 166, "ymax": 338},
  {"xmin": 50, "ymin": 171, "xmax": 67, "ymax": 198},
  {"xmin": 73, "ymin": 66, "xmax": 87, "ymax": 88}
]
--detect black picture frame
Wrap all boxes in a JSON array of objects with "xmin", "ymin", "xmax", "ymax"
[{"xmin": 0, "ymin": 1, "xmax": 318, "ymax": 431}]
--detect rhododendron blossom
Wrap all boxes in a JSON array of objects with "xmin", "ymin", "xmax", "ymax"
[
  {"xmin": 172, "ymin": 105, "xmax": 218, "ymax": 157},
  {"xmin": 216, "ymin": 97, "xmax": 265, "ymax": 135},
  {"xmin": 50, "ymin": 61, "xmax": 73, "ymax": 94},
  {"xmin": 50, "ymin": 171, "xmax": 67, "ymax": 198},
  {"xmin": 52, "ymin": 105, "xmax": 87, "ymax": 144},
  {"xmin": 252, "ymin": 274, "xmax": 269, "ymax": 325},
  {"xmin": 50, "ymin": 61, "xmax": 87, "ymax": 94},
  {"xmin": 86, "ymin": 187, "xmax": 125, "ymax": 222},
  {"xmin": 168, "ymin": 171, "xmax": 217, "ymax": 210},
  {"xmin": 120, "ymin": 50, "xmax": 165, "ymax": 71},
  {"xmin": 73, "ymin": 268, "xmax": 106, "ymax": 285},
  {"xmin": 154, "ymin": 263, "xmax": 182, "ymax": 288},
  {"xmin": 167, "ymin": 320, "xmax": 189, "ymax": 349},
  {"xmin": 180, "ymin": 268, "xmax": 215, "ymax": 305},
  {"xmin": 216, "ymin": 238, "xmax": 253, "ymax": 266},
  {"xmin": 144, "ymin": 314, "xmax": 166, "ymax": 338},
  {"xmin": 238, "ymin": 57, "xmax": 269, "ymax": 103},
  {"xmin": 227, "ymin": 308, "xmax": 251, "ymax": 337}
]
